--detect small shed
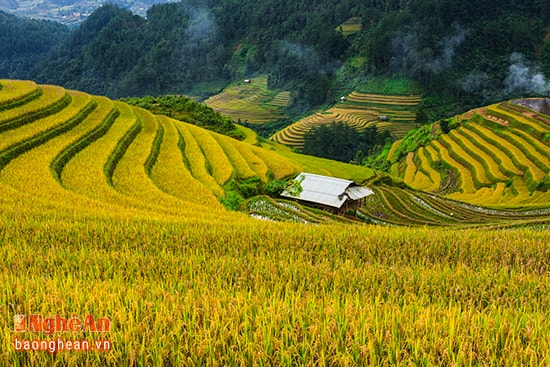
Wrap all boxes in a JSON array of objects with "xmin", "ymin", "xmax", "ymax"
[
  {"xmin": 378, "ymin": 115, "xmax": 389, "ymax": 122},
  {"xmin": 244, "ymin": 79, "xmax": 251, "ymax": 84},
  {"xmin": 340, "ymin": 96, "xmax": 348, "ymax": 103},
  {"xmin": 281, "ymin": 172, "xmax": 373, "ymax": 213}
]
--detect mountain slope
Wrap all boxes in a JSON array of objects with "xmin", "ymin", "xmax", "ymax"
[
  {"xmin": 391, "ymin": 99, "xmax": 550, "ymax": 207},
  {"xmin": 0, "ymin": 79, "xmax": 374, "ymax": 219},
  {"xmin": 0, "ymin": 10, "xmax": 69, "ymax": 79},
  {"xmin": 26, "ymin": 0, "xmax": 550, "ymax": 116}
]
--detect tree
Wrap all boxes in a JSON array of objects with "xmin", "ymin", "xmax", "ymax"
[
  {"xmin": 440, "ymin": 119, "xmax": 450, "ymax": 134},
  {"xmin": 302, "ymin": 122, "xmax": 393, "ymax": 163}
]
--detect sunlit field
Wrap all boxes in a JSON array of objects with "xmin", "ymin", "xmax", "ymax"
[{"xmin": 1, "ymin": 80, "xmax": 549, "ymax": 365}]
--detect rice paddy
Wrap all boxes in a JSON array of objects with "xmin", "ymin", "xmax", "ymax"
[
  {"xmin": 204, "ymin": 76, "xmax": 291, "ymax": 124},
  {"xmin": 272, "ymin": 92, "xmax": 421, "ymax": 149},
  {"xmin": 336, "ymin": 17, "xmax": 362, "ymax": 37},
  {"xmin": 1, "ymin": 80, "xmax": 549, "ymax": 366},
  {"xmin": 398, "ymin": 100, "xmax": 550, "ymax": 207}
]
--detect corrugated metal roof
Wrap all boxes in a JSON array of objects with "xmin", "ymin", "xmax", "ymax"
[
  {"xmin": 346, "ymin": 186, "xmax": 373, "ymax": 200},
  {"xmin": 281, "ymin": 172, "xmax": 373, "ymax": 208}
]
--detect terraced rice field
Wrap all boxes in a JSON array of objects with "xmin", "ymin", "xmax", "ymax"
[
  {"xmin": 0, "ymin": 79, "xmax": 316, "ymax": 219},
  {"xmin": 399, "ymin": 100, "xmax": 550, "ymax": 207},
  {"xmin": 359, "ymin": 184, "xmax": 550, "ymax": 227},
  {"xmin": 204, "ymin": 76, "xmax": 290, "ymax": 124},
  {"xmin": 272, "ymin": 92, "xmax": 421, "ymax": 149},
  {"xmin": 1, "ymin": 80, "xmax": 550, "ymax": 366},
  {"xmin": 336, "ymin": 16, "xmax": 362, "ymax": 36}
]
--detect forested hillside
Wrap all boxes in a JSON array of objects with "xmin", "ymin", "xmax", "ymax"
[
  {"xmin": 0, "ymin": 10, "xmax": 69, "ymax": 78},
  {"xmin": 22, "ymin": 0, "xmax": 550, "ymax": 115}
]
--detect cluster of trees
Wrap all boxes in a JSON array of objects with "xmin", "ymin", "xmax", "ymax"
[
  {"xmin": 2, "ymin": 0, "xmax": 549, "ymax": 115},
  {"xmin": 302, "ymin": 122, "xmax": 392, "ymax": 163},
  {"xmin": 26, "ymin": 0, "xmax": 362, "ymax": 105},
  {"xmin": 358, "ymin": 0, "xmax": 550, "ymax": 111},
  {"xmin": 0, "ymin": 11, "xmax": 69, "ymax": 79},
  {"xmin": 31, "ymin": 3, "xmax": 229, "ymax": 98}
]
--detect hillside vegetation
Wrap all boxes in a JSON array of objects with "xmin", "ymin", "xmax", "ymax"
[
  {"xmin": 121, "ymin": 94, "xmax": 246, "ymax": 140},
  {"xmin": 0, "ymin": 10, "xmax": 69, "ymax": 79},
  {"xmin": 1, "ymin": 80, "xmax": 550, "ymax": 366},
  {"xmin": 22, "ymin": 0, "xmax": 549, "ymax": 116}
]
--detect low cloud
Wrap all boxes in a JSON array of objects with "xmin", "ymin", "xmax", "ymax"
[
  {"xmin": 391, "ymin": 24, "xmax": 467, "ymax": 77},
  {"xmin": 504, "ymin": 52, "xmax": 550, "ymax": 96}
]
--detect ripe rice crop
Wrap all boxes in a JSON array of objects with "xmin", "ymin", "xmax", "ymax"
[
  {"xmin": 151, "ymin": 117, "xmax": 223, "ymax": 208},
  {"xmin": 449, "ymin": 129, "xmax": 509, "ymax": 182},
  {"xmin": 403, "ymin": 152, "xmax": 417, "ymax": 184},
  {"xmin": 431, "ymin": 140, "xmax": 477, "ymax": 194},
  {"xmin": 111, "ymin": 108, "xmax": 203, "ymax": 210},
  {"xmin": 440, "ymin": 134, "xmax": 492, "ymax": 186},
  {"xmin": 386, "ymin": 139, "xmax": 402, "ymax": 162},
  {"xmin": 459, "ymin": 125, "xmax": 523, "ymax": 176},
  {"xmin": 416, "ymin": 147, "xmax": 441, "ymax": 191},
  {"xmin": 205, "ymin": 76, "xmax": 289, "ymax": 124},
  {"xmin": 468, "ymin": 124, "xmax": 546, "ymax": 183},
  {"xmin": 59, "ymin": 100, "xmax": 166, "ymax": 215},
  {"xmin": 175, "ymin": 122, "xmax": 225, "ymax": 198},
  {"xmin": 0, "ymin": 91, "xmax": 93, "ymax": 154},
  {"xmin": 1, "ymin": 80, "xmax": 550, "ymax": 366},
  {"xmin": 250, "ymin": 146, "xmax": 301, "ymax": 179},
  {"xmin": 0, "ymin": 80, "xmax": 40, "ymax": 110},
  {"xmin": 0, "ymin": 96, "xmax": 117, "ymax": 215},
  {"xmin": 232, "ymin": 141, "xmax": 270, "ymax": 181},
  {"xmin": 212, "ymin": 133, "xmax": 257, "ymax": 180},
  {"xmin": 184, "ymin": 123, "xmax": 234, "ymax": 185},
  {"xmin": 0, "ymin": 85, "xmax": 70, "ymax": 133},
  {"xmin": 489, "ymin": 104, "xmax": 549, "ymax": 137},
  {"xmin": 499, "ymin": 130, "xmax": 550, "ymax": 171},
  {"xmin": 3, "ymin": 210, "xmax": 550, "ymax": 366},
  {"xmin": 272, "ymin": 92, "xmax": 421, "ymax": 148}
]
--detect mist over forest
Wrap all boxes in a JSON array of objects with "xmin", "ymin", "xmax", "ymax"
[{"xmin": 1, "ymin": 0, "xmax": 549, "ymax": 117}]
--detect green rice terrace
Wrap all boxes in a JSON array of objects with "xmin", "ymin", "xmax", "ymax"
[
  {"xmin": 204, "ymin": 76, "xmax": 291, "ymax": 124},
  {"xmin": 271, "ymin": 92, "xmax": 422, "ymax": 149},
  {"xmin": 336, "ymin": 17, "xmax": 362, "ymax": 37}
]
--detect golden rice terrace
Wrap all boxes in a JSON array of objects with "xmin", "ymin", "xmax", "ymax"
[
  {"xmin": 204, "ymin": 76, "xmax": 291, "ymax": 124},
  {"xmin": 392, "ymin": 99, "xmax": 550, "ymax": 208},
  {"xmin": 1, "ymin": 80, "xmax": 550, "ymax": 366},
  {"xmin": 272, "ymin": 92, "xmax": 421, "ymax": 149}
]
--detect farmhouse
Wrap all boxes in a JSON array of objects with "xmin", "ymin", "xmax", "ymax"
[{"xmin": 281, "ymin": 172, "xmax": 373, "ymax": 213}]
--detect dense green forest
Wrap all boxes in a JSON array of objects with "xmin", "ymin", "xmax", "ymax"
[
  {"xmin": 2, "ymin": 0, "xmax": 549, "ymax": 117},
  {"xmin": 0, "ymin": 11, "xmax": 69, "ymax": 79},
  {"xmin": 302, "ymin": 123, "xmax": 392, "ymax": 163}
]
